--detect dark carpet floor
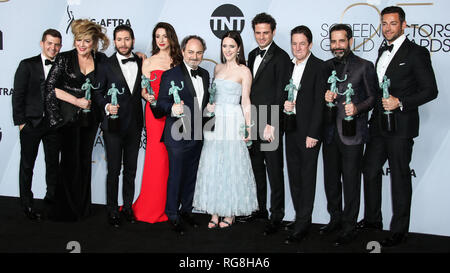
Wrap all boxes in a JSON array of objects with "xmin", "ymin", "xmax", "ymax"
[{"xmin": 1, "ymin": 195, "xmax": 449, "ymax": 255}]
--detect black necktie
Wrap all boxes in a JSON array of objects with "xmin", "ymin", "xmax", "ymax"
[
  {"xmin": 190, "ymin": 69, "xmax": 199, "ymax": 78},
  {"xmin": 379, "ymin": 44, "xmax": 394, "ymax": 55},
  {"xmin": 256, "ymin": 48, "xmax": 266, "ymax": 58},
  {"xmin": 121, "ymin": 57, "xmax": 136, "ymax": 64},
  {"xmin": 45, "ymin": 59, "xmax": 54, "ymax": 66}
]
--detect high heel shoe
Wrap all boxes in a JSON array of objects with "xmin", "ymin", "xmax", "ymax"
[
  {"xmin": 219, "ymin": 216, "xmax": 235, "ymax": 229},
  {"xmin": 208, "ymin": 215, "xmax": 219, "ymax": 229}
]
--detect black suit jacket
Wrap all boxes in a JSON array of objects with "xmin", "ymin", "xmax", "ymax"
[
  {"xmin": 94, "ymin": 52, "xmax": 144, "ymax": 135},
  {"xmin": 12, "ymin": 54, "xmax": 46, "ymax": 127},
  {"xmin": 323, "ymin": 52, "xmax": 377, "ymax": 145},
  {"xmin": 283, "ymin": 53, "xmax": 327, "ymax": 142},
  {"xmin": 370, "ymin": 38, "xmax": 438, "ymax": 138},
  {"xmin": 157, "ymin": 62, "xmax": 210, "ymax": 147},
  {"xmin": 248, "ymin": 42, "xmax": 291, "ymax": 134}
]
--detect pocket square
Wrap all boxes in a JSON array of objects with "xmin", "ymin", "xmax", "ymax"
[{"xmin": 399, "ymin": 63, "xmax": 406, "ymax": 66}]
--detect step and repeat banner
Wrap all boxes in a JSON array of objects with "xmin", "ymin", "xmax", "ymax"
[{"xmin": 0, "ymin": 0, "xmax": 449, "ymax": 236}]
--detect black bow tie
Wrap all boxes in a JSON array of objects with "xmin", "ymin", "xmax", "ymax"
[
  {"xmin": 256, "ymin": 48, "xmax": 266, "ymax": 58},
  {"xmin": 121, "ymin": 57, "xmax": 136, "ymax": 64},
  {"xmin": 190, "ymin": 69, "xmax": 199, "ymax": 78},
  {"xmin": 45, "ymin": 59, "xmax": 54, "ymax": 66},
  {"xmin": 379, "ymin": 44, "xmax": 394, "ymax": 55}
]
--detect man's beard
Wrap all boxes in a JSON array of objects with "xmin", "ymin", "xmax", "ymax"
[
  {"xmin": 116, "ymin": 46, "xmax": 134, "ymax": 56},
  {"xmin": 331, "ymin": 47, "xmax": 350, "ymax": 59}
]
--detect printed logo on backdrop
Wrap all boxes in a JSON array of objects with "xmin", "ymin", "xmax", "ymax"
[
  {"xmin": 0, "ymin": 127, "xmax": 2, "ymax": 143},
  {"xmin": 0, "ymin": 30, "xmax": 3, "ymax": 50},
  {"xmin": 320, "ymin": 3, "xmax": 382, "ymax": 53},
  {"xmin": 65, "ymin": 5, "xmax": 132, "ymax": 34},
  {"xmin": 320, "ymin": 2, "xmax": 449, "ymax": 53},
  {"xmin": 210, "ymin": 4, "xmax": 245, "ymax": 39}
]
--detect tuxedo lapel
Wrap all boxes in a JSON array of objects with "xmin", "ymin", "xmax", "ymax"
[
  {"xmin": 384, "ymin": 39, "xmax": 410, "ymax": 78},
  {"xmin": 254, "ymin": 43, "xmax": 276, "ymax": 82},
  {"xmin": 180, "ymin": 62, "xmax": 197, "ymax": 99},
  {"xmin": 131, "ymin": 53, "xmax": 142, "ymax": 96},
  {"xmin": 109, "ymin": 53, "xmax": 132, "ymax": 95},
  {"xmin": 200, "ymin": 68, "xmax": 209, "ymax": 109}
]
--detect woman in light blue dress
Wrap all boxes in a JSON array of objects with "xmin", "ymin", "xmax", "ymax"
[{"xmin": 193, "ymin": 31, "xmax": 257, "ymax": 228}]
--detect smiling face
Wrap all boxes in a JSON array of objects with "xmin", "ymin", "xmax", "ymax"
[
  {"xmin": 182, "ymin": 38, "xmax": 204, "ymax": 69},
  {"xmin": 40, "ymin": 35, "xmax": 62, "ymax": 60},
  {"xmin": 330, "ymin": 30, "xmax": 352, "ymax": 59},
  {"xmin": 221, "ymin": 37, "xmax": 239, "ymax": 63},
  {"xmin": 291, "ymin": 33, "xmax": 312, "ymax": 63},
  {"xmin": 382, "ymin": 12, "xmax": 406, "ymax": 44},
  {"xmin": 155, "ymin": 27, "xmax": 170, "ymax": 52},
  {"xmin": 75, "ymin": 35, "xmax": 94, "ymax": 57},
  {"xmin": 114, "ymin": 30, "xmax": 134, "ymax": 57},
  {"xmin": 254, "ymin": 23, "xmax": 275, "ymax": 49}
]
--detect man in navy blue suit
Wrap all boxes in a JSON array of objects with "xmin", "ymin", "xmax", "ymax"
[{"xmin": 157, "ymin": 35, "xmax": 210, "ymax": 234}]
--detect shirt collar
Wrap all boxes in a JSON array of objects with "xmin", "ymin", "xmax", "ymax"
[
  {"xmin": 388, "ymin": 34, "xmax": 406, "ymax": 52},
  {"xmin": 292, "ymin": 52, "xmax": 311, "ymax": 66},
  {"xmin": 116, "ymin": 52, "xmax": 134, "ymax": 62},
  {"xmin": 41, "ymin": 53, "xmax": 54, "ymax": 65}
]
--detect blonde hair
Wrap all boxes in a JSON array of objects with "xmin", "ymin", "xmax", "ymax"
[{"xmin": 71, "ymin": 19, "xmax": 109, "ymax": 52}]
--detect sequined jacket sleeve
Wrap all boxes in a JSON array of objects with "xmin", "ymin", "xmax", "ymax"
[{"xmin": 44, "ymin": 52, "xmax": 65, "ymax": 127}]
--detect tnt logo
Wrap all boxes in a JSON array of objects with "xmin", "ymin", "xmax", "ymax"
[{"xmin": 210, "ymin": 4, "xmax": 245, "ymax": 39}]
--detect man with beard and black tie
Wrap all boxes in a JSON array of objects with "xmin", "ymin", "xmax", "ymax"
[
  {"xmin": 157, "ymin": 36, "xmax": 210, "ymax": 235},
  {"xmin": 240, "ymin": 12, "xmax": 291, "ymax": 236},
  {"xmin": 12, "ymin": 29, "xmax": 62, "ymax": 221},
  {"xmin": 321, "ymin": 24, "xmax": 377, "ymax": 246},
  {"xmin": 360, "ymin": 6, "xmax": 438, "ymax": 247},
  {"xmin": 282, "ymin": 26, "xmax": 327, "ymax": 245},
  {"xmin": 94, "ymin": 25, "xmax": 143, "ymax": 227}
]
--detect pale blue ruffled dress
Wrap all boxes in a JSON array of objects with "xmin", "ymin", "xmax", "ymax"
[{"xmin": 193, "ymin": 79, "xmax": 258, "ymax": 217}]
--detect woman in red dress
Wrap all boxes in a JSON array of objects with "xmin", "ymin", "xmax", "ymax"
[{"xmin": 133, "ymin": 22, "xmax": 183, "ymax": 223}]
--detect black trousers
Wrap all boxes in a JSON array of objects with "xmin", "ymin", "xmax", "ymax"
[
  {"xmin": 165, "ymin": 141, "xmax": 202, "ymax": 222},
  {"xmin": 322, "ymin": 133, "xmax": 364, "ymax": 232},
  {"xmin": 19, "ymin": 119, "xmax": 59, "ymax": 208},
  {"xmin": 249, "ymin": 137, "xmax": 285, "ymax": 222},
  {"xmin": 103, "ymin": 120, "xmax": 141, "ymax": 215},
  {"xmin": 362, "ymin": 135, "xmax": 414, "ymax": 234},
  {"xmin": 285, "ymin": 133, "xmax": 321, "ymax": 233}
]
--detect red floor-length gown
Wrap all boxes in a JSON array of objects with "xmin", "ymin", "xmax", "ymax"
[{"xmin": 133, "ymin": 70, "xmax": 169, "ymax": 223}]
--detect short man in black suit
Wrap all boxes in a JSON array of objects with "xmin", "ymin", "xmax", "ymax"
[
  {"xmin": 12, "ymin": 29, "xmax": 62, "ymax": 221},
  {"xmin": 360, "ymin": 6, "xmax": 438, "ymax": 247},
  {"xmin": 244, "ymin": 13, "xmax": 291, "ymax": 236},
  {"xmin": 321, "ymin": 24, "xmax": 377, "ymax": 246},
  {"xmin": 157, "ymin": 36, "xmax": 210, "ymax": 234},
  {"xmin": 94, "ymin": 25, "xmax": 143, "ymax": 227},
  {"xmin": 282, "ymin": 26, "xmax": 327, "ymax": 244}
]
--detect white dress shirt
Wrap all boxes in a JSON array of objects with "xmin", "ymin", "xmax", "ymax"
[
  {"xmin": 290, "ymin": 53, "xmax": 311, "ymax": 114},
  {"xmin": 41, "ymin": 53, "xmax": 54, "ymax": 79},
  {"xmin": 184, "ymin": 61, "xmax": 205, "ymax": 109},
  {"xmin": 252, "ymin": 42, "xmax": 273, "ymax": 77},
  {"xmin": 376, "ymin": 34, "xmax": 406, "ymax": 84},
  {"xmin": 116, "ymin": 53, "xmax": 138, "ymax": 92}
]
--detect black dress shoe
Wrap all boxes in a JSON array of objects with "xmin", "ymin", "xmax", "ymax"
[
  {"xmin": 236, "ymin": 210, "xmax": 268, "ymax": 223},
  {"xmin": 319, "ymin": 222, "xmax": 341, "ymax": 235},
  {"xmin": 284, "ymin": 231, "xmax": 308, "ymax": 245},
  {"xmin": 283, "ymin": 221, "xmax": 295, "ymax": 231},
  {"xmin": 169, "ymin": 219, "xmax": 185, "ymax": 235},
  {"xmin": 121, "ymin": 209, "xmax": 136, "ymax": 224},
  {"xmin": 180, "ymin": 212, "xmax": 199, "ymax": 228},
  {"xmin": 334, "ymin": 230, "xmax": 357, "ymax": 246},
  {"xmin": 356, "ymin": 219, "xmax": 383, "ymax": 230},
  {"xmin": 264, "ymin": 220, "xmax": 281, "ymax": 236},
  {"xmin": 381, "ymin": 233, "xmax": 406, "ymax": 247},
  {"xmin": 108, "ymin": 214, "xmax": 121, "ymax": 228},
  {"xmin": 23, "ymin": 207, "xmax": 42, "ymax": 222}
]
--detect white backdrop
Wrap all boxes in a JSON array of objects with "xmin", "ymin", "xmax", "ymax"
[{"xmin": 0, "ymin": 0, "xmax": 448, "ymax": 236}]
